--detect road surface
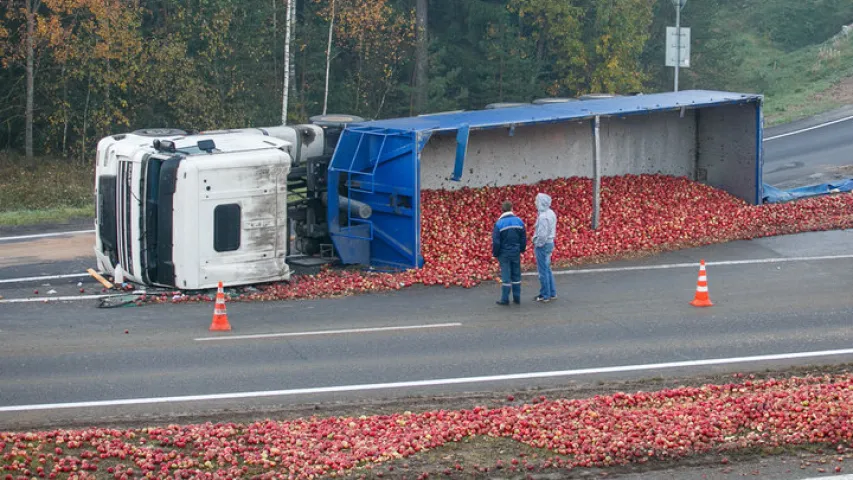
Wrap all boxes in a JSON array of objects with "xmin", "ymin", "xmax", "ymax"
[
  {"xmin": 763, "ymin": 108, "xmax": 853, "ymax": 188},
  {"xmin": 0, "ymin": 112, "xmax": 852, "ymax": 479},
  {"xmin": 1, "ymin": 109, "xmax": 853, "ymax": 430},
  {"xmin": 1, "ymin": 230, "xmax": 852, "ymax": 431}
]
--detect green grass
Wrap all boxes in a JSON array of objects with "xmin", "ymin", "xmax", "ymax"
[
  {"xmin": 672, "ymin": 0, "xmax": 853, "ymax": 125},
  {"xmin": 0, "ymin": 153, "xmax": 95, "ymax": 226},
  {"xmin": 758, "ymin": 34, "xmax": 853, "ymax": 125},
  {"xmin": 0, "ymin": 206, "xmax": 94, "ymax": 226},
  {"xmin": 704, "ymin": 4, "xmax": 853, "ymax": 125},
  {"xmin": 725, "ymin": 32, "xmax": 853, "ymax": 125}
]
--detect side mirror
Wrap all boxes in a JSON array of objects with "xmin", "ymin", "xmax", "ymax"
[
  {"xmin": 197, "ymin": 139, "xmax": 216, "ymax": 153},
  {"xmin": 154, "ymin": 139, "xmax": 176, "ymax": 153}
]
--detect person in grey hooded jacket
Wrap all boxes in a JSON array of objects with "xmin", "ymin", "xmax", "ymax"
[{"xmin": 532, "ymin": 192, "xmax": 557, "ymax": 302}]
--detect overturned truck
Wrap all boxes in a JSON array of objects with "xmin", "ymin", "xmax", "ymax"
[{"xmin": 93, "ymin": 90, "xmax": 763, "ymax": 289}]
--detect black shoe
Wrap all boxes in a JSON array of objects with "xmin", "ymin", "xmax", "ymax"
[
  {"xmin": 535, "ymin": 295, "xmax": 546, "ymax": 302},
  {"xmin": 496, "ymin": 300, "xmax": 510, "ymax": 306},
  {"xmin": 513, "ymin": 299, "xmax": 520, "ymax": 304}
]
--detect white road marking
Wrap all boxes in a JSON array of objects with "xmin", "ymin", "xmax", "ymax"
[
  {"xmin": 0, "ymin": 294, "xmax": 123, "ymax": 304},
  {"xmin": 0, "ymin": 273, "xmax": 90, "ymax": 284},
  {"xmin": 195, "ymin": 322, "xmax": 463, "ymax": 342},
  {"xmin": 802, "ymin": 476, "xmax": 853, "ymax": 480},
  {"xmin": 3, "ymin": 255, "xmax": 851, "ymax": 302},
  {"xmin": 764, "ymin": 115, "xmax": 853, "ymax": 141},
  {"xmin": 2, "ymin": 348, "xmax": 853, "ymax": 412},
  {"xmin": 522, "ymin": 254, "xmax": 853, "ymax": 277},
  {"xmin": 0, "ymin": 229, "xmax": 95, "ymax": 242}
]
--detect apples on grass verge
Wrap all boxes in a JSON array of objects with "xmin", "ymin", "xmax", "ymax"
[{"xmin": 2, "ymin": 375, "xmax": 853, "ymax": 478}]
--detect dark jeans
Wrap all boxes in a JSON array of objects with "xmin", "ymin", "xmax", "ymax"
[
  {"xmin": 498, "ymin": 254, "xmax": 521, "ymax": 303},
  {"xmin": 535, "ymin": 242, "xmax": 556, "ymax": 299}
]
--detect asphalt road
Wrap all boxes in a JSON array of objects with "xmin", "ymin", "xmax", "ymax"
[
  {"xmin": 763, "ymin": 109, "xmax": 853, "ymax": 188},
  {"xmin": 1, "ymin": 230, "xmax": 852, "ymax": 430},
  {"xmin": 1, "ymin": 109, "xmax": 852, "ymax": 437}
]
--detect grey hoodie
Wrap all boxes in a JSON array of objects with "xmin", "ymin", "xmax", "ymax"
[{"xmin": 533, "ymin": 193, "xmax": 557, "ymax": 248}]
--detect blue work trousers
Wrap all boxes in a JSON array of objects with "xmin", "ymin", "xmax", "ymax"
[
  {"xmin": 535, "ymin": 242, "xmax": 556, "ymax": 299},
  {"xmin": 498, "ymin": 254, "xmax": 521, "ymax": 303}
]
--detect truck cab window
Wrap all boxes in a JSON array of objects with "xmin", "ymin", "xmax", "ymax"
[{"xmin": 214, "ymin": 204, "xmax": 241, "ymax": 252}]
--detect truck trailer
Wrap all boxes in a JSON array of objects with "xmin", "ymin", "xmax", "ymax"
[{"xmin": 93, "ymin": 90, "xmax": 764, "ymax": 290}]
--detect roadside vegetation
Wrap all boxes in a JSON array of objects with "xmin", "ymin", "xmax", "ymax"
[
  {"xmin": 717, "ymin": 26, "xmax": 853, "ymax": 125},
  {"xmin": 2, "ymin": 365, "xmax": 853, "ymax": 479},
  {"xmin": 0, "ymin": 0, "xmax": 851, "ymax": 226},
  {"xmin": 645, "ymin": 0, "xmax": 853, "ymax": 124},
  {"xmin": 0, "ymin": 153, "xmax": 93, "ymax": 226}
]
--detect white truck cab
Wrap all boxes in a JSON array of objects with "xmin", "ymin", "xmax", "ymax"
[{"xmin": 94, "ymin": 129, "xmax": 293, "ymax": 290}]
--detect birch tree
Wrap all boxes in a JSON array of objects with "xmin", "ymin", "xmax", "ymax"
[
  {"xmin": 322, "ymin": 0, "xmax": 334, "ymax": 115},
  {"xmin": 414, "ymin": 0, "xmax": 427, "ymax": 114},
  {"xmin": 282, "ymin": 0, "xmax": 292, "ymax": 124}
]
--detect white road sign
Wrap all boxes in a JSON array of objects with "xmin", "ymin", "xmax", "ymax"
[{"xmin": 666, "ymin": 27, "xmax": 691, "ymax": 68}]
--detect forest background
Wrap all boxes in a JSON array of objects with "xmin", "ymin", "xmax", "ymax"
[{"xmin": 1, "ymin": 0, "xmax": 852, "ymax": 223}]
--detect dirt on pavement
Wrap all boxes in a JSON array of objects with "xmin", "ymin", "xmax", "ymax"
[{"xmin": 0, "ymin": 232, "xmax": 94, "ymax": 267}]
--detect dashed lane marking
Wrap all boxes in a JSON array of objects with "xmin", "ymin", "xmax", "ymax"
[
  {"xmin": 0, "ymin": 273, "xmax": 91, "ymax": 284},
  {"xmin": 195, "ymin": 323, "xmax": 463, "ymax": 342},
  {"xmin": 0, "ymin": 230, "xmax": 95, "ymax": 242},
  {"xmin": 521, "ymin": 254, "xmax": 853, "ymax": 277}
]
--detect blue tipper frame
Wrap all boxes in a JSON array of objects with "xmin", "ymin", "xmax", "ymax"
[
  {"xmin": 327, "ymin": 90, "xmax": 764, "ymax": 269},
  {"xmin": 327, "ymin": 125, "xmax": 427, "ymax": 270}
]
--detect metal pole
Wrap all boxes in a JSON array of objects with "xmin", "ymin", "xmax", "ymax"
[
  {"xmin": 674, "ymin": 2, "xmax": 681, "ymax": 92},
  {"xmin": 592, "ymin": 116, "xmax": 601, "ymax": 230}
]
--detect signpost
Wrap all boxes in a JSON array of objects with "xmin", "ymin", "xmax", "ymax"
[{"xmin": 666, "ymin": 0, "xmax": 690, "ymax": 91}]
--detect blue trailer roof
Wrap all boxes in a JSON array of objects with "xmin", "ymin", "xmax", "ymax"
[{"xmin": 355, "ymin": 90, "xmax": 763, "ymax": 133}]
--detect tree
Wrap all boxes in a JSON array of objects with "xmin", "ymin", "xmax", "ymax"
[
  {"xmin": 315, "ymin": 0, "xmax": 415, "ymax": 117},
  {"xmin": 414, "ymin": 0, "xmax": 427, "ymax": 113},
  {"xmin": 0, "ymin": 0, "xmax": 668, "ymax": 157},
  {"xmin": 282, "ymin": 0, "xmax": 293, "ymax": 124},
  {"xmin": 509, "ymin": 0, "xmax": 655, "ymax": 96},
  {"xmin": 421, "ymin": 0, "xmax": 541, "ymax": 110},
  {"xmin": 582, "ymin": 0, "xmax": 655, "ymax": 94},
  {"xmin": 322, "ymin": 0, "xmax": 334, "ymax": 114},
  {"xmin": 1, "ymin": 0, "xmax": 46, "ymax": 158},
  {"xmin": 24, "ymin": 0, "xmax": 39, "ymax": 158},
  {"xmin": 509, "ymin": 0, "xmax": 586, "ymax": 95}
]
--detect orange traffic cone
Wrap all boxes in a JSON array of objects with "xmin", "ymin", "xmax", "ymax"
[
  {"xmin": 690, "ymin": 260, "xmax": 713, "ymax": 307},
  {"xmin": 209, "ymin": 281, "xmax": 232, "ymax": 331}
]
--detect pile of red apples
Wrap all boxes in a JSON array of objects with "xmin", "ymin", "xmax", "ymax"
[
  {"xmin": 151, "ymin": 174, "xmax": 853, "ymax": 304},
  {"xmin": 2, "ymin": 374, "xmax": 852, "ymax": 478}
]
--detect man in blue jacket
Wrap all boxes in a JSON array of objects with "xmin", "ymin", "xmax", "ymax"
[{"xmin": 492, "ymin": 200, "xmax": 527, "ymax": 305}]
